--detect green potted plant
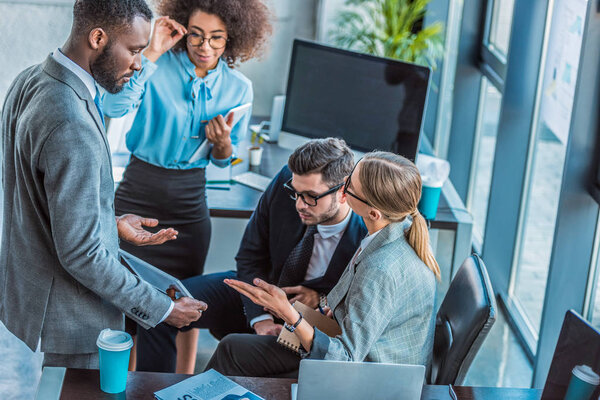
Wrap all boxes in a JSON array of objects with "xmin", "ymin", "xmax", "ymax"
[{"xmin": 330, "ymin": 0, "xmax": 444, "ymax": 69}]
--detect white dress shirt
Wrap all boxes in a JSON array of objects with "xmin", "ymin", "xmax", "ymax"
[
  {"xmin": 52, "ymin": 48, "xmax": 99, "ymax": 99},
  {"xmin": 250, "ymin": 209, "xmax": 353, "ymax": 327}
]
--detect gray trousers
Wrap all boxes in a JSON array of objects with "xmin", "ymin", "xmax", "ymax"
[{"xmin": 43, "ymin": 352, "xmax": 99, "ymax": 369}]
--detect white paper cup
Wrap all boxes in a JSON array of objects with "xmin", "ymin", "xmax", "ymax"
[{"xmin": 249, "ymin": 147, "xmax": 263, "ymax": 166}]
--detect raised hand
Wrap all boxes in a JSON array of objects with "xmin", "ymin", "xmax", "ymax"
[
  {"xmin": 116, "ymin": 214, "xmax": 178, "ymax": 246},
  {"xmin": 225, "ymin": 278, "xmax": 297, "ymax": 323},
  {"xmin": 143, "ymin": 16, "xmax": 187, "ymax": 62}
]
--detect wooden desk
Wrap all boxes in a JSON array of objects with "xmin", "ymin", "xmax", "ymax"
[{"xmin": 37, "ymin": 368, "xmax": 541, "ymax": 400}]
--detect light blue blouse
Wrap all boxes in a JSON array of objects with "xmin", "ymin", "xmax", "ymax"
[{"xmin": 103, "ymin": 50, "xmax": 253, "ymax": 169}]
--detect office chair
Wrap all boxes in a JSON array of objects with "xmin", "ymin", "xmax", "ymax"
[{"xmin": 430, "ymin": 254, "xmax": 497, "ymax": 385}]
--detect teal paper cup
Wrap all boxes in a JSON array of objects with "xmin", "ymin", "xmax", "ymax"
[
  {"xmin": 97, "ymin": 329, "xmax": 133, "ymax": 393},
  {"xmin": 418, "ymin": 184, "xmax": 443, "ymax": 220},
  {"xmin": 564, "ymin": 365, "xmax": 599, "ymax": 400}
]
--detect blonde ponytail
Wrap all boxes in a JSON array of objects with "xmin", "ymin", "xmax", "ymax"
[
  {"xmin": 358, "ymin": 152, "xmax": 441, "ymax": 281},
  {"xmin": 407, "ymin": 210, "xmax": 441, "ymax": 280}
]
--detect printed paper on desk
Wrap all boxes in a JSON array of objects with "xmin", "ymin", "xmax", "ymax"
[{"xmin": 154, "ymin": 369, "xmax": 264, "ymax": 400}]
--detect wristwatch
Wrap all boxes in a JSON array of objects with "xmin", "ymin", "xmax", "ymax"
[
  {"xmin": 319, "ymin": 293, "xmax": 328, "ymax": 308},
  {"xmin": 284, "ymin": 311, "xmax": 303, "ymax": 332}
]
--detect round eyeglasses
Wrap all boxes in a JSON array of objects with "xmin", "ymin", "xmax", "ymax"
[
  {"xmin": 283, "ymin": 178, "xmax": 343, "ymax": 207},
  {"xmin": 186, "ymin": 33, "xmax": 228, "ymax": 49}
]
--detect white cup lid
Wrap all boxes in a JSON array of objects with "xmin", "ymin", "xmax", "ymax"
[
  {"xmin": 96, "ymin": 329, "xmax": 133, "ymax": 352},
  {"xmin": 573, "ymin": 365, "xmax": 600, "ymax": 386}
]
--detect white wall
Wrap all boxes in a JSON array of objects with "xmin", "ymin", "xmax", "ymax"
[
  {"xmin": 0, "ymin": 0, "xmax": 318, "ymax": 116},
  {"xmin": 0, "ymin": 1, "xmax": 74, "ymax": 107}
]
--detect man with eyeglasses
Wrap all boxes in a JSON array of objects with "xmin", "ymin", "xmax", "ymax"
[{"xmin": 135, "ymin": 138, "xmax": 368, "ymax": 373}]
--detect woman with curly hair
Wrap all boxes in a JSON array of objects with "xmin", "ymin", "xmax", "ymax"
[{"xmin": 103, "ymin": 0, "xmax": 272, "ymax": 373}]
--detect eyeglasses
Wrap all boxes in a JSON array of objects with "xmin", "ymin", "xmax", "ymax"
[
  {"xmin": 283, "ymin": 178, "xmax": 343, "ymax": 207},
  {"xmin": 186, "ymin": 33, "xmax": 228, "ymax": 49},
  {"xmin": 343, "ymin": 162, "xmax": 372, "ymax": 207}
]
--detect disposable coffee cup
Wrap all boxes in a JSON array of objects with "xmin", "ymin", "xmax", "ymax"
[
  {"xmin": 97, "ymin": 329, "xmax": 133, "ymax": 393},
  {"xmin": 249, "ymin": 146, "xmax": 263, "ymax": 167},
  {"xmin": 564, "ymin": 365, "xmax": 599, "ymax": 400},
  {"xmin": 418, "ymin": 181, "xmax": 443, "ymax": 220}
]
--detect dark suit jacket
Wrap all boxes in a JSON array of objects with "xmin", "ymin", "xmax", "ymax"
[{"xmin": 236, "ymin": 166, "xmax": 368, "ymax": 322}]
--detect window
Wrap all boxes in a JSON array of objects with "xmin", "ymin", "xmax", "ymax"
[
  {"xmin": 487, "ymin": 0, "xmax": 516, "ymax": 58},
  {"xmin": 467, "ymin": 78, "xmax": 502, "ymax": 243},
  {"xmin": 509, "ymin": 0, "xmax": 586, "ymax": 335}
]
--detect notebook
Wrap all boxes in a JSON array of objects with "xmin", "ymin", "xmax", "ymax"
[{"xmin": 277, "ymin": 302, "xmax": 341, "ymax": 354}]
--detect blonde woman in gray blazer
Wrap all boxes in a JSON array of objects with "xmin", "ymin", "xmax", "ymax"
[{"xmin": 211, "ymin": 151, "xmax": 440, "ymax": 376}]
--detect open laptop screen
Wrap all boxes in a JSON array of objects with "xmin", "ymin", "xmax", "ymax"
[{"xmin": 542, "ymin": 310, "xmax": 600, "ymax": 399}]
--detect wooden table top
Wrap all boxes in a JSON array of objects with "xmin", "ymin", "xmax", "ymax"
[{"xmin": 59, "ymin": 369, "xmax": 542, "ymax": 400}]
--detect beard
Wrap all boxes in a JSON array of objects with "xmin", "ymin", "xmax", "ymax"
[
  {"xmin": 90, "ymin": 41, "xmax": 132, "ymax": 94},
  {"xmin": 300, "ymin": 197, "xmax": 341, "ymax": 226}
]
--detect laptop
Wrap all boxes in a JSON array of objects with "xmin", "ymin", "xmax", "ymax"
[
  {"xmin": 542, "ymin": 310, "xmax": 600, "ymax": 399},
  {"xmin": 291, "ymin": 360, "xmax": 425, "ymax": 400}
]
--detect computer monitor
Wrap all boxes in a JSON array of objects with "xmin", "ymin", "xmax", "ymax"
[
  {"xmin": 542, "ymin": 310, "xmax": 600, "ymax": 399},
  {"xmin": 282, "ymin": 39, "xmax": 431, "ymax": 161}
]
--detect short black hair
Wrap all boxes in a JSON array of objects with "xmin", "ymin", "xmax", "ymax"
[
  {"xmin": 73, "ymin": 0, "xmax": 153, "ymax": 34},
  {"xmin": 288, "ymin": 138, "xmax": 354, "ymax": 187}
]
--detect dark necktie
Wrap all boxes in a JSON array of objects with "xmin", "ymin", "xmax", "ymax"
[
  {"xmin": 94, "ymin": 90, "xmax": 105, "ymax": 130},
  {"xmin": 278, "ymin": 225, "xmax": 318, "ymax": 287}
]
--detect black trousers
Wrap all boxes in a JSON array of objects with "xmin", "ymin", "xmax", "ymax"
[
  {"xmin": 115, "ymin": 156, "xmax": 212, "ymax": 336},
  {"xmin": 115, "ymin": 156, "xmax": 211, "ymax": 280},
  {"xmin": 205, "ymin": 333, "xmax": 301, "ymax": 377},
  {"xmin": 136, "ymin": 271, "xmax": 254, "ymax": 372}
]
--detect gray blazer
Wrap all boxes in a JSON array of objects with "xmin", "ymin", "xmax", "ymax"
[
  {"xmin": 0, "ymin": 55, "xmax": 171, "ymax": 354},
  {"xmin": 309, "ymin": 219, "xmax": 436, "ymax": 367}
]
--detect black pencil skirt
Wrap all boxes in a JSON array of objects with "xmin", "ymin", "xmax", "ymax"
[{"xmin": 115, "ymin": 155, "xmax": 211, "ymax": 281}]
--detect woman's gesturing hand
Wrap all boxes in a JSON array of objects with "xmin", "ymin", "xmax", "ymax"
[
  {"xmin": 143, "ymin": 17, "xmax": 187, "ymax": 63},
  {"xmin": 225, "ymin": 278, "xmax": 297, "ymax": 324}
]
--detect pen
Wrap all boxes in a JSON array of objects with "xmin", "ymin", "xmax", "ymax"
[
  {"xmin": 318, "ymin": 305, "xmax": 325, "ymax": 315},
  {"xmin": 206, "ymin": 186, "xmax": 230, "ymax": 191}
]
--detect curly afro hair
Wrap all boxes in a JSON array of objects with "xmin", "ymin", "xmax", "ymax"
[{"xmin": 156, "ymin": 0, "xmax": 272, "ymax": 67}]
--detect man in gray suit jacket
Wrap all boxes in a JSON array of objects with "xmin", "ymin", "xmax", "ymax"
[{"xmin": 0, "ymin": 0, "xmax": 205, "ymax": 368}]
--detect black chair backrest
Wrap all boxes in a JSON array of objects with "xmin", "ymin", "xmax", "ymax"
[{"xmin": 430, "ymin": 254, "xmax": 497, "ymax": 385}]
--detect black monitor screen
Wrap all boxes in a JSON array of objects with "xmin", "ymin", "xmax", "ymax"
[
  {"xmin": 282, "ymin": 39, "xmax": 431, "ymax": 161},
  {"xmin": 542, "ymin": 310, "xmax": 600, "ymax": 399}
]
